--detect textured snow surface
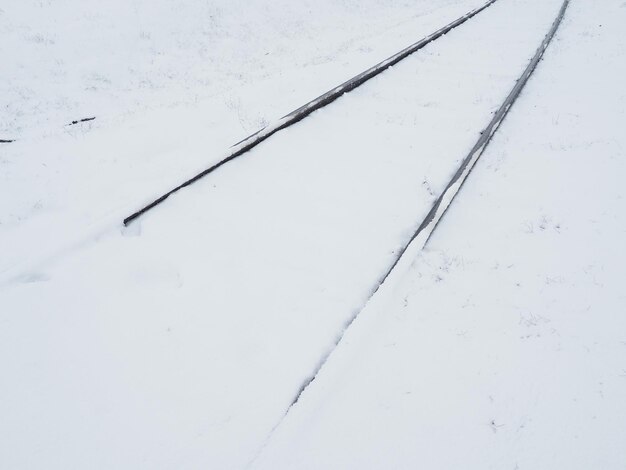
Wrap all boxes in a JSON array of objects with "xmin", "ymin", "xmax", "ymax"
[
  {"xmin": 2, "ymin": 0, "xmax": 625, "ymax": 469},
  {"xmin": 252, "ymin": 1, "xmax": 626, "ymax": 469},
  {"xmin": 0, "ymin": 0, "xmax": 486, "ymax": 276},
  {"xmin": 0, "ymin": 0, "xmax": 479, "ymax": 138}
]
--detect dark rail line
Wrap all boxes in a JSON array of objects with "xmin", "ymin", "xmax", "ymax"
[{"xmin": 123, "ymin": 0, "xmax": 498, "ymax": 226}]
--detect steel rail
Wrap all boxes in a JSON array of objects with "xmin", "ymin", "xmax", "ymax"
[{"xmin": 123, "ymin": 0, "xmax": 498, "ymax": 226}]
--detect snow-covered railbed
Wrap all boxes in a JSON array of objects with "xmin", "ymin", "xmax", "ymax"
[
  {"xmin": 123, "ymin": 0, "xmax": 498, "ymax": 226},
  {"xmin": 0, "ymin": 0, "xmax": 488, "ymax": 276},
  {"xmin": 1, "ymin": 0, "xmax": 570, "ymax": 468},
  {"xmin": 251, "ymin": 1, "xmax": 626, "ymax": 468}
]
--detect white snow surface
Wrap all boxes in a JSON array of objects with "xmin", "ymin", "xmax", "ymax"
[
  {"xmin": 1, "ymin": 0, "xmax": 478, "ymax": 138},
  {"xmin": 2, "ymin": 0, "xmax": 626, "ymax": 469},
  {"xmin": 252, "ymin": 1, "xmax": 626, "ymax": 468},
  {"xmin": 0, "ymin": 0, "xmax": 486, "ymax": 276}
]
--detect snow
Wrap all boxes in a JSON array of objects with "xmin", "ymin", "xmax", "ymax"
[
  {"xmin": 2, "ymin": 0, "xmax": 625, "ymax": 468},
  {"xmin": 1, "ymin": 0, "xmax": 479, "ymax": 139},
  {"xmin": 0, "ymin": 0, "xmax": 487, "ymax": 277},
  {"xmin": 251, "ymin": 1, "xmax": 626, "ymax": 468}
]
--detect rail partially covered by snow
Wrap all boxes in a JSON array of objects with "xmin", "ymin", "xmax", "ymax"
[{"xmin": 1, "ymin": 0, "xmax": 625, "ymax": 469}]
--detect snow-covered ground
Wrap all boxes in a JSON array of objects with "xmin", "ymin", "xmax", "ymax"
[
  {"xmin": 2, "ymin": 0, "xmax": 625, "ymax": 468},
  {"xmin": 0, "ymin": 0, "xmax": 485, "ymax": 276},
  {"xmin": 1, "ymin": 0, "xmax": 484, "ymax": 139}
]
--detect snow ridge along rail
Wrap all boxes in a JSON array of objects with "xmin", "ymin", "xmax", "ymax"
[
  {"xmin": 283, "ymin": 0, "xmax": 570, "ymax": 415},
  {"xmin": 123, "ymin": 0, "xmax": 498, "ymax": 226}
]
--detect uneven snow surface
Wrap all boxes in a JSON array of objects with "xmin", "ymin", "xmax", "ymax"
[{"xmin": 2, "ymin": 0, "xmax": 625, "ymax": 469}]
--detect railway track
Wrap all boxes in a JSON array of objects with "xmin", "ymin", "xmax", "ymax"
[
  {"xmin": 2, "ymin": 0, "xmax": 572, "ymax": 467},
  {"xmin": 123, "ymin": 0, "xmax": 498, "ymax": 226},
  {"xmin": 252, "ymin": 0, "xmax": 571, "ymax": 456},
  {"xmin": 125, "ymin": 0, "xmax": 570, "ymax": 453}
]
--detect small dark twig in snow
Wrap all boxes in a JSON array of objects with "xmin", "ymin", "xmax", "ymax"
[{"xmin": 67, "ymin": 117, "xmax": 96, "ymax": 126}]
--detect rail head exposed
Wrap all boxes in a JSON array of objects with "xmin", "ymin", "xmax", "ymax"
[{"xmin": 123, "ymin": 0, "xmax": 498, "ymax": 226}]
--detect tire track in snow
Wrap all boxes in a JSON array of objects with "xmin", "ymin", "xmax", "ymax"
[
  {"xmin": 123, "ymin": 0, "xmax": 498, "ymax": 226},
  {"xmin": 250, "ymin": 0, "xmax": 570, "ymax": 464}
]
